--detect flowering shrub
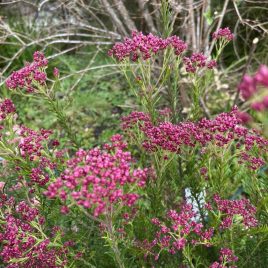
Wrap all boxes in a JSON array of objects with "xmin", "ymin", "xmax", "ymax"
[
  {"xmin": 0, "ymin": 195, "xmax": 72, "ymax": 267},
  {"xmin": 138, "ymin": 195, "xmax": 257, "ymax": 266},
  {"xmin": 210, "ymin": 248, "xmax": 238, "ymax": 268},
  {"xmin": 0, "ymin": 22, "xmax": 267, "ymax": 268}
]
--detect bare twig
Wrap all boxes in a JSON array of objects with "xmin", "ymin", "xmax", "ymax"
[
  {"xmin": 100, "ymin": 0, "xmax": 127, "ymax": 36},
  {"xmin": 199, "ymin": 96, "xmax": 211, "ymax": 118},
  {"xmin": 208, "ymin": 0, "xmax": 230, "ymax": 55},
  {"xmin": 187, "ymin": 0, "xmax": 197, "ymax": 52},
  {"xmin": 113, "ymin": 0, "xmax": 137, "ymax": 32},
  {"xmin": 137, "ymin": 0, "xmax": 157, "ymax": 34}
]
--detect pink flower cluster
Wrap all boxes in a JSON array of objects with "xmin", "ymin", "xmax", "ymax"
[
  {"xmin": 211, "ymin": 195, "xmax": 258, "ymax": 229},
  {"xmin": 53, "ymin": 67, "xmax": 59, "ymax": 78},
  {"xmin": 141, "ymin": 204, "xmax": 214, "ymax": 260},
  {"xmin": 0, "ymin": 99, "xmax": 16, "ymax": 120},
  {"xmin": 122, "ymin": 108, "xmax": 268, "ymax": 170},
  {"xmin": 210, "ymin": 248, "xmax": 238, "ymax": 268},
  {"xmin": 108, "ymin": 31, "xmax": 187, "ymax": 61},
  {"xmin": 212, "ymin": 27, "xmax": 234, "ymax": 41},
  {"xmin": 0, "ymin": 100, "xmax": 58, "ymax": 187},
  {"xmin": 158, "ymin": 107, "xmax": 172, "ymax": 118},
  {"xmin": 16, "ymin": 126, "xmax": 53, "ymax": 159},
  {"xmin": 44, "ymin": 135, "xmax": 147, "ymax": 217},
  {"xmin": 238, "ymin": 65, "xmax": 268, "ymax": 111},
  {"xmin": 143, "ymin": 195, "xmax": 255, "ymax": 263},
  {"xmin": 8, "ymin": 125, "xmax": 58, "ymax": 186},
  {"xmin": 0, "ymin": 195, "xmax": 69, "ymax": 268},
  {"xmin": 121, "ymin": 111, "xmax": 151, "ymax": 130},
  {"xmin": 0, "ymin": 99, "xmax": 52, "ymax": 162},
  {"xmin": 15, "ymin": 200, "xmax": 39, "ymax": 221},
  {"xmin": 183, "ymin": 53, "xmax": 217, "ymax": 73},
  {"xmin": 6, "ymin": 51, "xmax": 48, "ymax": 93}
]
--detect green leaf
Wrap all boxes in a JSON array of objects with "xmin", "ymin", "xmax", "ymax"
[{"xmin": 204, "ymin": 9, "xmax": 213, "ymax": 26}]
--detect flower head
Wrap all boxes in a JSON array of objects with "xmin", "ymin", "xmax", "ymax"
[
  {"xmin": 212, "ymin": 27, "xmax": 234, "ymax": 41},
  {"xmin": 238, "ymin": 64, "xmax": 268, "ymax": 110},
  {"xmin": 45, "ymin": 135, "xmax": 148, "ymax": 217},
  {"xmin": 0, "ymin": 99, "xmax": 16, "ymax": 120},
  {"xmin": 108, "ymin": 31, "xmax": 187, "ymax": 61},
  {"xmin": 183, "ymin": 53, "xmax": 217, "ymax": 73},
  {"xmin": 212, "ymin": 195, "xmax": 258, "ymax": 229},
  {"xmin": 6, "ymin": 51, "xmax": 48, "ymax": 93}
]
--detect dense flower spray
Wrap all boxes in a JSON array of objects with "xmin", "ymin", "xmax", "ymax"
[
  {"xmin": 0, "ymin": 99, "xmax": 59, "ymax": 188},
  {"xmin": 183, "ymin": 53, "xmax": 217, "ymax": 73},
  {"xmin": 122, "ymin": 107, "xmax": 267, "ymax": 170},
  {"xmin": 0, "ymin": 99, "xmax": 16, "ymax": 120},
  {"xmin": 207, "ymin": 195, "xmax": 258, "ymax": 229},
  {"xmin": 147, "ymin": 204, "xmax": 214, "ymax": 256},
  {"xmin": 6, "ymin": 51, "xmax": 48, "ymax": 93},
  {"xmin": 212, "ymin": 27, "xmax": 234, "ymax": 41},
  {"xmin": 0, "ymin": 195, "xmax": 71, "ymax": 267},
  {"xmin": 142, "ymin": 195, "xmax": 256, "ymax": 264},
  {"xmin": 45, "ymin": 134, "xmax": 148, "ymax": 217},
  {"xmin": 10, "ymin": 125, "xmax": 58, "ymax": 186},
  {"xmin": 108, "ymin": 31, "xmax": 187, "ymax": 61}
]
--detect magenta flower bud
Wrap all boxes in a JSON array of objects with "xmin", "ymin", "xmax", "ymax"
[
  {"xmin": 0, "ymin": 181, "xmax": 5, "ymax": 191},
  {"xmin": 200, "ymin": 167, "xmax": 208, "ymax": 175},
  {"xmin": 251, "ymin": 101, "xmax": 265, "ymax": 111},
  {"xmin": 262, "ymin": 95, "xmax": 268, "ymax": 108},
  {"xmin": 53, "ymin": 67, "xmax": 59, "ymax": 78},
  {"xmin": 207, "ymin": 60, "xmax": 217, "ymax": 69},
  {"xmin": 5, "ymin": 51, "xmax": 48, "ymax": 93},
  {"xmin": 237, "ymin": 111, "xmax": 252, "ymax": 124},
  {"xmin": 238, "ymin": 75, "xmax": 257, "ymax": 100},
  {"xmin": 255, "ymin": 64, "xmax": 268, "ymax": 87},
  {"xmin": 60, "ymin": 205, "xmax": 70, "ymax": 214}
]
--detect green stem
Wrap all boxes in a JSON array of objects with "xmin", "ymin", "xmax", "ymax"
[
  {"xmin": 45, "ymin": 94, "xmax": 80, "ymax": 148},
  {"xmin": 170, "ymin": 57, "xmax": 181, "ymax": 123},
  {"xmin": 105, "ymin": 214, "xmax": 125, "ymax": 268},
  {"xmin": 191, "ymin": 78, "xmax": 201, "ymax": 121},
  {"xmin": 183, "ymin": 246, "xmax": 195, "ymax": 268}
]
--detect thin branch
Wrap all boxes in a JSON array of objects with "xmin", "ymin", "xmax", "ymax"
[
  {"xmin": 187, "ymin": 0, "xmax": 197, "ymax": 52},
  {"xmin": 199, "ymin": 96, "xmax": 211, "ymax": 118},
  {"xmin": 137, "ymin": 0, "xmax": 157, "ymax": 34},
  {"xmin": 100, "ymin": 0, "xmax": 128, "ymax": 36},
  {"xmin": 208, "ymin": 0, "xmax": 230, "ymax": 55},
  {"xmin": 113, "ymin": 0, "xmax": 137, "ymax": 32}
]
